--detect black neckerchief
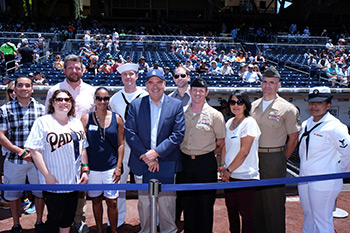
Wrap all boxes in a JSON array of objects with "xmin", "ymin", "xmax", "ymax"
[
  {"xmin": 298, "ymin": 122, "xmax": 322, "ymax": 160},
  {"xmin": 121, "ymin": 92, "xmax": 141, "ymax": 120}
]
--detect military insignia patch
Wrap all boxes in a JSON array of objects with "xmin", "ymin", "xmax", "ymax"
[
  {"xmin": 268, "ymin": 110, "xmax": 281, "ymax": 122},
  {"xmin": 198, "ymin": 113, "xmax": 211, "ymax": 125}
]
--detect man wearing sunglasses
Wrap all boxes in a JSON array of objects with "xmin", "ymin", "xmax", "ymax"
[
  {"xmin": 169, "ymin": 66, "xmax": 191, "ymax": 107},
  {"xmin": 109, "ymin": 63, "xmax": 147, "ymax": 229},
  {"xmin": 251, "ymin": 66, "xmax": 301, "ymax": 233},
  {"xmin": 45, "ymin": 54, "xmax": 95, "ymax": 233}
]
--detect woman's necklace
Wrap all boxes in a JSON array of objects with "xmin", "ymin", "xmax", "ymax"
[
  {"xmin": 230, "ymin": 116, "xmax": 245, "ymax": 130},
  {"xmin": 95, "ymin": 112, "xmax": 106, "ymax": 140}
]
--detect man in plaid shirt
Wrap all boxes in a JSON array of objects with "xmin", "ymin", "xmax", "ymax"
[{"xmin": 0, "ymin": 77, "xmax": 45, "ymax": 233}]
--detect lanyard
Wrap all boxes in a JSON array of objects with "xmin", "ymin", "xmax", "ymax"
[{"xmin": 71, "ymin": 131, "xmax": 80, "ymax": 161}]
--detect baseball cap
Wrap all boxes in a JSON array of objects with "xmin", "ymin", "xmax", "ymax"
[
  {"xmin": 147, "ymin": 69, "xmax": 165, "ymax": 81},
  {"xmin": 117, "ymin": 63, "xmax": 139, "ymax": 73},
  {"xmin": 263, "ymin": 66, "xmax": 281, "ymax": 79},
  {"xmin": 191, "ymin": 77, "xmax": 208, "ymax": 88},
  {"xmin": 239, "ymin": 63, "xmax": 247, "ymax": 68},
  {"xmin": 248, "ymin": 64, "xmax": 254, "ymax": 68},
  {"xmin": 308, "ymin": 87, "xmax": 333, "ymax": 103}
]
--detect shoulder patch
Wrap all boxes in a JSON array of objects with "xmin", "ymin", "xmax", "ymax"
[{"xmin": 339, "ymin": 139, "xmax": 348, "ymax": 149}]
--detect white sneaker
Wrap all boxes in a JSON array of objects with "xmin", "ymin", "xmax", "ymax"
[{"xmin": 75, "ymin": 221, "xmax": 89, "ymax": 233}]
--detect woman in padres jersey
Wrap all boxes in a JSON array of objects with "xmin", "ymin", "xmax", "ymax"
[
  {"xmin": 25, "ymin": 89, "xmax": 89, "ymax": 233},
  {"xmin": 298, "ymin": 86, "xmax": 350, "ymax": 233}
]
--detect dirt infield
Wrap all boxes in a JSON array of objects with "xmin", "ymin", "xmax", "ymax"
[{"xmin": 0, "ymin": 191, "xmax": 349, "ymax": 233}]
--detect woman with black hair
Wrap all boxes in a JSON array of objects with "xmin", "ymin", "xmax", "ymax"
[
  {"xmin": 81, "ymin": 87, "xmax": 124, "ymax": 233},
  {"xmin": 298, "ymin": 87, "xmax": 350, "ymax": 233},
  {"xmin": 220, "ymin": 91, "xmax": 261, "ymax": 233}
]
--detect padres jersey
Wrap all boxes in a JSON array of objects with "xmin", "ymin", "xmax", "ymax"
[{"xmin": 25, "ymin": 115, "xmax": 88, "ymax": 192}]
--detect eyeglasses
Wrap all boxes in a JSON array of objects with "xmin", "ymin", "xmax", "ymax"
[
  {"xmin": 95, "ymin": 96, "xmax": 110, "ymax": 102},
  {"xmin": 174, "ymin": 74, "xmax": 187, "ymax": 79},
  {"xmin": 228, "ymin": 99, "xmax": 244, "ymax": 106},
  {"xmin": 55, "ymin": 98, "xmax": 71, "ymax": 102},
  {"xmin": 7, "ymin": 89, "xmax": 14, "ymax": 93}
]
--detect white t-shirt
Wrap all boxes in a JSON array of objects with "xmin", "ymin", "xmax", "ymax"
[
  {"xmin": 262, "ymin": 99, "xmax": 273, "ymax": 112},
  {"xmin": 224, "ymin": 116, "xmax": 261, "ymax": 180},
  {"xmin": 25, "ymin": 115, "xmax": 89, "ymax": 192},
  {"xmin": 243, "ymin": 71, "xmax": 259, "ymax": 83}
]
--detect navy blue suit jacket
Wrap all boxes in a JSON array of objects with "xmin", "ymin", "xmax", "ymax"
[{"xmin": 125, "ymin": 94, "xmax": 185, "ymax": 176}]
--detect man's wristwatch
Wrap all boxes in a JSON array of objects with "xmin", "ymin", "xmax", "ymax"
[{"xmin": 226, "ymin": 168, "xmax": 232, "ymax": 173}]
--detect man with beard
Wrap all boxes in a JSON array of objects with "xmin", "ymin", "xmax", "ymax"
[
  {"xmin": 169, "ymin": 66, "xmax": 191, "ymax": 107},
  {"xmin": 45, "ymin": 54, "xmax": 95, "ymax": 233}
]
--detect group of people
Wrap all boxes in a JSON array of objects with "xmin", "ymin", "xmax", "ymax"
[
  {"xmin": 0, "ymin": 33, "xmax": 47, "ymax": 75},
  {"xmin": 0, "ymin": 53, "xmax": 349, "ymax": 233},
  {"xmin": 303, "ymin": 41, "xmax": 350, "ymax": 87}
]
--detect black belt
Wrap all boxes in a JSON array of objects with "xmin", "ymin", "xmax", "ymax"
[{"xmin": 182, "ymin": 151, "xmax": 214, "ymax": 160}]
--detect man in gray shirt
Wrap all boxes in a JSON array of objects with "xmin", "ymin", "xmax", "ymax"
[{"xmin": 168, "ymin": 66, "xmax": 191, "ymax": 106}]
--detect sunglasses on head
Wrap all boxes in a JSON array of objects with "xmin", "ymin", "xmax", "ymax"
[
  {"xmin": 95, "ymin": 96, "xmax": 110, "ymax": 101},
  {"xmin": 174, "ymin": 74, "xmax": 187, "ymax": 79},
  {"xmin": 228, "ymin": 99, "xmax": 244, "ymax": 106},
  {"xmin": 55, "ymin": 97, "xmax": 71, "ymax": 102}
]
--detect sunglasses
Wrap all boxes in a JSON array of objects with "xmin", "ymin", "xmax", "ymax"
[
  {"xmin": 55, "ymin": 97, "xmax": 71, "ymax": 102},
  {"xmin": 229, "ymin": 99, "xmax": 244, "ymax": 106},
  {"xmin": 95, "ymin": 96, "xmax": 110, "ymax": 102},
  {"xmin": 174, "ymin": 74, "xmax": 187, "ymax": 79},
  {"xmin": 7, "ymin": 89, "xmax": 14, "ymax": 93}
]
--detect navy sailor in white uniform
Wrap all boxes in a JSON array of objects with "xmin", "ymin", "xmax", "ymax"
[{"xmin": 298, "ymin": 86, "xmax": 350, "ymax": 233}]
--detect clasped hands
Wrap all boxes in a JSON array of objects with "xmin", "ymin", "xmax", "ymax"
[
  {"xmin": 220, "ymin": 169, "xmax": 231, "ymax": 182},
  {"xmin": 140, "ymin": 149, "xmax": 159, "ymax": 172}
]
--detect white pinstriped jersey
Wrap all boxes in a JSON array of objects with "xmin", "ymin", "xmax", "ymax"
[{"xmin": 25, "ymin": 114, "xmax": 88, "ymax": 192}]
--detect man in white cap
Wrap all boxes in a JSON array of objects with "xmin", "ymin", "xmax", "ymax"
[
  {"xmin": 208, "ymin": 60, "xmax": 221, "ymax": 74},
  {"xmin": 243, "ymin": 64, "xmax": 259, "ymax": 83},
  {"xmin": 109, "ymin": 63, "xmax": 148, "ymax": 228}
]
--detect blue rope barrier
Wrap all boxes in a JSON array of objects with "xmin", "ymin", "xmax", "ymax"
[{"xmin": 1, "ymin": 172, "xmax": 349, "ymax": 192}]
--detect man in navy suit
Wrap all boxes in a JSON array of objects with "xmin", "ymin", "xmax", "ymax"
[{"xmin": 125, "ymin": 69, "xmax": 185, "ymax": 233}]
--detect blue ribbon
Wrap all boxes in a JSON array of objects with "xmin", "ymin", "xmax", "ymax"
[{"xmin": 1, "ymin": 172, "xmax": 349, "ymax": 191}]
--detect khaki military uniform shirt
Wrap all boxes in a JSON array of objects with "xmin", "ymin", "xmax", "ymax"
[
  {"xmin": 251, "ymin": 95, "xmax": 301, "ymax": 148},
  {"xmin": 181, "ymin": 103, "xmax": 226, "ymax": 156}
]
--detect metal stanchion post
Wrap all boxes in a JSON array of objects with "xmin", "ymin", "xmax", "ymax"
[{"xmin": 149, "ymin": 179, "xmax": 161, "ymax": 233}]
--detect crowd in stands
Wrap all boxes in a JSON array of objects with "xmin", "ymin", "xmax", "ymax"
[
  {"xmin": 2, "ymin": 15, "xmax": 350, "ymax": 88},
  {"xmin": 302, "ymin": 36, "xmax": 350, "ymax": 86}
]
